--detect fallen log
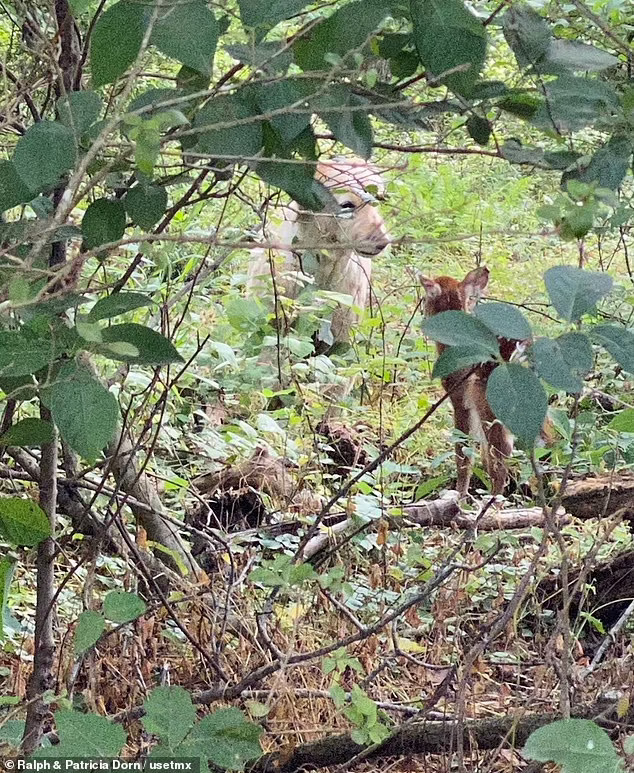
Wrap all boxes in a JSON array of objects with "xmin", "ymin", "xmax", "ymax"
[
  {"xmin": 250, "ymin": 699, "xmax": 623, "ymax": 773},
  {"xmin": 538, "ymin": 543, "xmax": 634, "ymax": 628},
  {"xmin": 561, "ymin": 473, "xmax": 634, "ymax": 521},
  {"xmin": 400, "ymin": 498, "xmax": 568, "ymax": 530}
]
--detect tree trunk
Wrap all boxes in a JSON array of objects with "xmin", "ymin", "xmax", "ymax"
[{"xmin": 22, "ymin": 415, "xmax": 58, "ymax": 754}]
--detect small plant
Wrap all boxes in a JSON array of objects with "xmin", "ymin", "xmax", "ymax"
[
  {"xmin": 25, "ymin": 686, "xmax": 263, "ymax": 770},
  {"xmin": 524, "ymin": 719, "xmax": 630, "ymax": 773},
  {"xmin": 330, "ymin": 684, "xmax": 391, "ymax": 746}
]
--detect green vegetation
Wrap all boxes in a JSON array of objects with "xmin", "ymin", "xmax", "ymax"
[{"xmin": 1, "ymin": 0, "xmax": 634, "ymax": 770}]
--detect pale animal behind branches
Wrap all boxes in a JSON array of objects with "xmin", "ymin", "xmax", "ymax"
[
  {"xmin": 419, "ymin": 267, "xmax": 522, "ymax": 499},
  {"xmin": 246, "ymin": 157, "xmax": 391, "ymax": 367}
]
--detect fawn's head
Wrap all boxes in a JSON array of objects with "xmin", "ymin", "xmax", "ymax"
[
  {"xmin": 294, "ymin": 157, "xmax": 390, "ymax": 257},
  {"xmin": 419, "ymin": 267, "xmax": 489, "ymax": 315}
]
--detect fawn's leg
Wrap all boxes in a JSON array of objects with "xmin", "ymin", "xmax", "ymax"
[
  {"xmin": 484, "ymin": 413, "xmax": 514, "ymax": 497},
  {"xmin": 449, "ymin": 391, "xmax": 474, "ymax": 497}
]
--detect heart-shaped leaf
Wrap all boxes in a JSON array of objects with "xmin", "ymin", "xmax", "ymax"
[
  {"xmin": 432, "ymin": 344, "xmax": 494, "ymax": 379},
  {"xmin": 14, "ymin": 121, "xmax": 76, "ymax": 190},
  {"xmin": 486, "ymin": 363, "xmax": 548, "ymax": 447},
  {"xmin": 124, "ymin": 184, "xmax": 168, "ymax": 230},
  {"xmin": 411, "ymin": 0, "xmax": 487, "ymax": 96},
  {"xmin": 544, "ymin": 265, "xmax": 613, "ymax": 322},
  {"xmin": 103, "ymin": 590, "xmax": 147, "ymax": 623},
  {"xmin": 0, "ymin": 418, "xmax": 55, "ymax": 447},
  {"xmin": 0, "ymin": 497, "xmax": 51, "ymax": 546},
  {"xmin": 82, "ymin": 199, "xmax": 127, "ymax": 250},
  {"xmin": 90, "ymin": 0, "xmax": 147, "ymax": 87},
  {"xmin": 100, "ymin": 324, "xmax": 183, "ymax": 365},
  {"xmin": 422, "ymin": 310, "xmax": 500, "ymax": 355},
  {"xmin": 151, "ymin": 1, "xmax": 218, "ymax": 75},
  {"xmin": 474, "ymin": 301, "xmax": 532, "ymax": 340},
  {"xmin": 47, "ymin": 362, "xmax": 119, "ymax": 459},
  {"xmin": 74, "ymin": 610, "xmax": 106, "ymax": 655}
]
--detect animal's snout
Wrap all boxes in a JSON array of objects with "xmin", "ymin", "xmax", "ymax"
[{"xmin": 358, "ymin": 231, "xmax": 391, "ymax": 257}]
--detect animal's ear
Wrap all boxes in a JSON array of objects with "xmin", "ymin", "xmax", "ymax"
[
  {"xmin": 461, "ymin": 267, "xmax": 489, "ymax": 309},
  {"xmin": 418, "ymin": 273, "xmax": 442, "ymax": 300}
]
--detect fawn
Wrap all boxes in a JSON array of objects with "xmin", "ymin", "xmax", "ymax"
[
  {"xmin": 247, "ymin": 156, "xmax": 390, "ymax": 351},
  {"xmin": 419, "ymin": 267, "xmax": 525, "ymax": 498}
]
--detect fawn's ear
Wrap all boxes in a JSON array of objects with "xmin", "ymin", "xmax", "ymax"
[
  {"xmin": 418, "ymin": 273, "xmax": 442, "ymax": 300},
  {"xmin": 461, "ymin": 267, "xmax": 489, "ymax": 310}
]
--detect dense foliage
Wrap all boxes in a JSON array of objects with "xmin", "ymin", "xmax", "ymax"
[{"xmin": 2, "ymin": 0, "xmax": 634, "ymax": 770}]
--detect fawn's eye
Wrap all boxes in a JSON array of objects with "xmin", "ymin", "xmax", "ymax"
[{"xmin": 340, "ymin": 200, "xmax": 357, "ymax": 210}]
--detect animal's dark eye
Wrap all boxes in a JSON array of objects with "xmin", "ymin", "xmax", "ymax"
[{"xmin": 340, "ymin": 201, "xmax": 356, "ymax": 210}]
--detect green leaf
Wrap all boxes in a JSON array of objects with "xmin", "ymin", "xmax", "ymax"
[
  {"xmin": 532, "ymin": 75, "xmax": 619, "ymax": 133},
  {"xmin": 104, "ymin": 342, "xmax": 140, "ymax": 358},
  {"xmin": 151, "ymin": 1, "xmax": 218, "ymax": 76},
  {"xmin": 294, "ymin": 0, "xmax": 391, "ymax": 72},
  {"xmin": 225, "ymin": 297, "xmax": 270, "ymax": 332},
  {"xmin": 0, "ymin": 418, "xmax": 55, "ymax": 447},
  {"xmin": 544, "ymin": 266, "xmax": 613, "ymax": 322},
  {"xmin": 474, "ymin": 302, "xmax": 532, "ymax": 340},
  {"xmin": 523, "ymin": 719, "xmax": 621, "ymax": 773},
  {"xmin": 532, "ymin": 333, "xmax": 592, "ymax": 393},
  {"xmin": 183, "ymin": 708, "xmax": 262, "ymax": 771},
  {"xmin": 103, "ymin": 590, "xmax": 147, "ymax": 623},
  {"xmin": 254, "ymin": 159, "xmax": 335, "ymax": 212},
  {"xmin": 486, "ymin": 363, "xmax": 548, "ymax": 447},
  {"xmin": 411, "ymin": 0, "xmax": 487, "ymax": 96},
  {"xmin": 132, "ymin": 121, "xmax": 161, "ymax": 177},
  {"xmin": 251, "ymin": 81, "xmax": 311, "ymax": 146},
  {"xmin": 608, "ymin": 409, "xmax": 634, "ymax": 433},
  {"xmin": 466, "ymin": 115, "xmax": 491, "ymax": 146},
  {"xmin": 124, "ymin": 184, "xmax": 168, "ymax": 230},
  {"xmin": 592, "ymin": 324, "xmax": 634, "ymax": 374},
  {"xmin": 225, "ymin": 41, "xmax": 294, "ymax": 74},
  {"xmin": 76, "ymin": 319, "xmax": 103, "ymax": 343},
  {"xmin": 0, "ymin": 160, "xmax": 35, "ymax": 212},
  {"xmin": 100, "ymin": 323, "xmax": 184, "ymax": 365},
  {"xmin": 81, "ymin": 199, "xmax": 127, "ymax": 250},
  {"xmin": 193, "ymin": 94, "xmax": 263, "ymax": 158},
  {"xmin": 89, "ymin": 292, "xmax": 154, "ymax": 321},
  {"xmin": 90, "ymin": 0, "xmax": 147, "ymax": 87},
  {"xmin": 0, "ymin": 331, "xmax": 53, "ymax": 377},
  {"xmin": 431, "ymin": 345, "xmax": 494, "ymax": 379},
  {"xmin": 47, "ymin": 362, "xmax": 119, "ymax": 459},
  {"xmin": 0, "ymin": 375, "xmax": 37, "ymax": 401},
  {"xmin": 34, "ymin": 710, "xmax": 126, "ymax": 758},
  {"xmin": 69, "ymin": 0, "xmax": 91, "ymax": 13},
  {"xmin": 142, "ymin": 686, "xmax": 197, "ymax": 749},
  {"xmin": 57, "ymin": 91, "xmax": 103, "ymax": 137},
  {"xmin": 421, "ymin": 310, "xmax": 500, "ymax": 355},
  {"xmin": 500, "ymin": 139, "xmax": 546, "ymax": 166},
  {"xmin": 313, "ymin": 87, "xmax": 373, "ymax": 159},
  {"xmin": 238, "ymin": 0, "xmax": 310, "ymax": 36},
  {"xmin": 0, "ymin": 719, "xmax": 26, "ymax": 746},
  {"xmin": 127, "ymin": 88, "xmax": 183, "ymax": 118},
  {"xmin": 289, "ymin": 562, "xmax": 318, "ymax": 586},
  {"xmin": 497, "ymin": 93, "xmax": 542, "ymax": 119},
  {"xmin": 13, "ymin": 121, "xmax": 77, "ymax": 190},
  {"xmin": 573, "ymin": 134, "xmax": 632, "ymax": 191},
  {"xmin": 0, "ymin": 557, "xmax": 16, "ymax": 640},
  {"xmin": 177, "ymin": 65, "xmax": 211, "ymax": 94},
  {"xmin": 558, "ymin": 204, "xmax": 596, "ymax": 241},
  {"xmin": 546, "ymin": 40, "xmax": 618, "ymax": 73},
  {"xmin": 0, "ymin": 497, "xmax": 52, "ymax": 546},
  {"xmin": 502, "ymin": 5, "xmax": 551, "ymax": 69},
  {"xmin": 74, "ymin": 610, "xmax": 106, "ymax": 655}
]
